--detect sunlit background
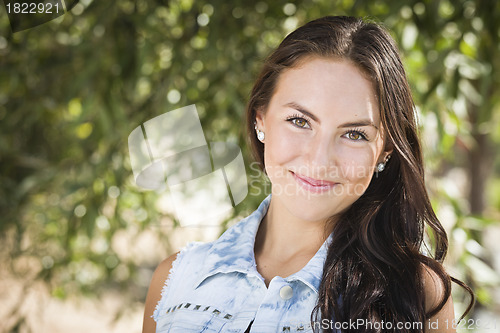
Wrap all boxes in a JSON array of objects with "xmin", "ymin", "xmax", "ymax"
[{"xmin": 1, "ymin": 0, "xmax": 499, "ymax": 332}]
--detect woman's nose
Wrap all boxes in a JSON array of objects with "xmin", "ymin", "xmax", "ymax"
[{"xmin": 307, "ymin": 134, "xmax": 338, "ymax": 176}]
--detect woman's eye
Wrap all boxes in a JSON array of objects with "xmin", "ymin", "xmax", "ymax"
[
  {"xmin": 344, "ymin": 130, "xmax": 367, "ymax": 141},
  {"xmin": 348, "ymin": 132, "xmax": 361, "ymax": 140},
  {"xmin": 289, "ymin": 117, "xmax": 310, "ymax": 129}
]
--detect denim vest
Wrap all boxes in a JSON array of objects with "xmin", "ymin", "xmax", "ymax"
[{"xmin": 153, "ymin": 195, "xmax": 332, "ymax": 332}]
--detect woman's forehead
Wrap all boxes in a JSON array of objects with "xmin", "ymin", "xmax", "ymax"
[{"xmin": 270, "ymin": 57, "xmax": 381, "ymax": 124}]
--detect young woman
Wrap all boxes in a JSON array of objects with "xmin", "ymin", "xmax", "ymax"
[{"xmin": 143, "ymin": 16, "xmax": 473, "ymax": 333}]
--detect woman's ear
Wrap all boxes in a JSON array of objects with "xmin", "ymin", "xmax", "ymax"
[
  {"xmin": 255, "ymin": 108, "xmax": 265, "ymax": 132},
  {"xmin": 377, "ymin": 139, "xmax": 394, "ymax": 165},
  {"xmin": 383, "ymin": 142, "xmax": 394, "ymax": 162}
]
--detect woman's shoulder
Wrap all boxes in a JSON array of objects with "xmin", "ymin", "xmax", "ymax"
[
  {"xmin": 152, "ymin": 242, "xmax": 208, "ymax": 282},
  {"xmin": 420, "ymin": 263, "xmax": 449, "ymax": 311},
  {"xmin": 420, "ymin": 263, "xmax": 457, "ymax": 332},
  {"xmin": 157, "ymin": 241, "xmax": 213, "ymax": 284},
  {"xmin": 143, "ymin": 241, "xmax": 214, "ymax": 332},
  {"xmin": 154, "ymin": 252, "xmax": 180, "ymax": 285},
  {"xmin": 143, "ymin": 252, "xmax": 179, "ymax": 333}
]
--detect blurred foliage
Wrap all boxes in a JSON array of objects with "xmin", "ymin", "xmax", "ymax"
[{"xmin": 0, "ymin": 0, "xmax": 499, "ymax": 330}]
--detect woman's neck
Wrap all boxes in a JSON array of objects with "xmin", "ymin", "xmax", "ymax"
[{"xmin": 254, "ymin": 196, "xmax": 332, "ymax": 263}]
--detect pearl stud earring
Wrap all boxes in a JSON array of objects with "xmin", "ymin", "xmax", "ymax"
[
  {"xmin": 256, "ymin": 129, "xmax": 265, "ymax": 142},
  {"xmin": 254, "ymin": 122, "xmax": 265, "ymax": 142},
  {"xmin": 376, "ymin": 154, "xmax": 391, "ymax": 172}
]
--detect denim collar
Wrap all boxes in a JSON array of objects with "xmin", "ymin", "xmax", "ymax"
[{"xmin": 194, "ymin": 195, "xmax": 332, "ymax": 293}]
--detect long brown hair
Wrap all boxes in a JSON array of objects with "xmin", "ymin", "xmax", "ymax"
[{"xmin": 245, "ymin": 16, "xmax": 473, "ymax": 332}]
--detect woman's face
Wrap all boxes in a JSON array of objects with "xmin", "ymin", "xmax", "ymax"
[{"xmin": 255, "ymin": 57, "xmax": 392, "ymax": 224}]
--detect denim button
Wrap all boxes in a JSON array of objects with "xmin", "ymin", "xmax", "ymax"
[{"xmin": 279, "ymin": 285, "xmax": 293, "ymax": 300}]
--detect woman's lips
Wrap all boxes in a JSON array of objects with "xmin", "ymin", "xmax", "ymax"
[{"xmin": 291, "ymin": 171, "xmax": 338, "ymax": 193}]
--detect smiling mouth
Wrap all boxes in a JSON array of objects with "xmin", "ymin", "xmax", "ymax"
[{"xmin": 290, "ymin": 171, "xmax": 338, "ymax": 192}]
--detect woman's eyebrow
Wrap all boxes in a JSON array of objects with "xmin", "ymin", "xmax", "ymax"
[
  {"xmin": 283, "ymin": 102, "xmax": 319, "ymax": 123},
  {"xmin": 338, "ymin": 121, "xmax": 379, "ymax": 130},
  {"xmin": 284, "ymin": 102, "xmax": 378, "ymax": 130}
]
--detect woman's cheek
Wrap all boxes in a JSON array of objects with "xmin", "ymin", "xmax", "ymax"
[
  {"xmin": 268, "ymin": 127, "xmax": 305, "ymax": 160},
  {"xmin": 338, "ymin": 149, "xmax": 375, "ymax": 183}
]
